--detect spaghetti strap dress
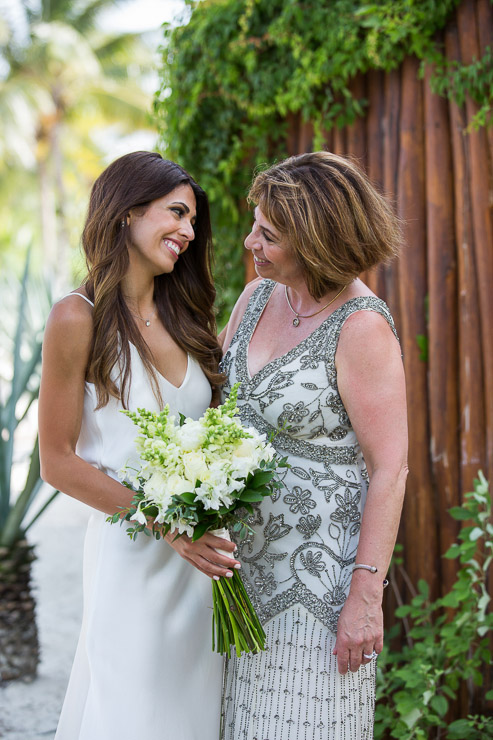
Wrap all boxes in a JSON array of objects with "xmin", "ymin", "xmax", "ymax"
[
  {"xmin": 220, "ymin": 279, "xmax": 399, "ymax": 740},
  {"xmin": 54, "ymin": 293, "xmax": 223, "ymax": 740}
]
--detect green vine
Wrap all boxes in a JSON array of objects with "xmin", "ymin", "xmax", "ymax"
[
  {"xmin": 375, "ymin": 472, "xmax": 493, "ymax": 738},
  {"xmin": 155, "ymin": 0, "xmax": 492, "ymax": 322}
]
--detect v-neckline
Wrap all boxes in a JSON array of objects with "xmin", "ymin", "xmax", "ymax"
[
  {"xmin": 244, "ymin": 280, "xmax": 355, "ymax": 381},
  {"xmin": 130, "ymin": 342, "xmax": 190, "ymax": 390}
]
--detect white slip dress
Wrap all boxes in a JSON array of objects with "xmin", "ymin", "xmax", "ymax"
[{"xmin": 54, "ymin": 293, "xmax": 223, "ymax": 740}]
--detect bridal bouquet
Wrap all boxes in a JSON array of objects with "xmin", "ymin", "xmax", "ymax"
[{"xmin": 108, "ymin": 383, "xmax": 287, "ymax": 657}]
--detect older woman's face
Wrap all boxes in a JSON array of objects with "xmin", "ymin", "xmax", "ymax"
[{"xmin": 244, "ymin": 207, "xmax": 300, "ymax": 285}]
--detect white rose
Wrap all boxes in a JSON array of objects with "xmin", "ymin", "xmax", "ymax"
[
  {"xmin": 166, "ymin": 473, "xmax": 194, "ymax": 497},
  {"xmin": 232, "ymin": 438, "xmax": 258, "ymax": 459},
  {"xmin": 176, "ymin": 420, "xmax": 205, "ymax": 451},
  {"xmin": 182, "ymin": 451, "xmax": 209, "ymax": 484},
  {"xmin": 143, "ymin": 470, "xmax": 169, "ymax": 500},
  {"xmin": 230, "ymin": 456, "xmax": 254, "ymax": 479}
]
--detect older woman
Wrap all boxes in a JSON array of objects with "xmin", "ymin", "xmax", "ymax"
[{"xmin": 220, "ymin": 151, "xmax": 408, "ymax": 739}]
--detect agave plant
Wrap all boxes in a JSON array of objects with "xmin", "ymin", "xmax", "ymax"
[{"xmin": 0, "ymin": 258, "xmax": 55, "ymax": 682}]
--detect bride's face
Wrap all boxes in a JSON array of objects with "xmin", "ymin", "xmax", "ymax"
[{"xmin": 127, "ymin": 184, "xmax": 197, "ymax": 276}]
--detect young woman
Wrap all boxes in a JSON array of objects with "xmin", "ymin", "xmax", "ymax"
[{"xmin": 39, "ymin": 151, "xmax": 240, "ymax": 740}]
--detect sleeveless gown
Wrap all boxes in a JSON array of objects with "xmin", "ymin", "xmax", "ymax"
[
  {"xmin": 55, "ymin": 294, "xmax": 223, "ymax": 740},
  {"xmin": 220, "ymin": 280, "xmax": 398, "ymax": 740}
]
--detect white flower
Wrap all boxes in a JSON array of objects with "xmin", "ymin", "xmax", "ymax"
[
  {"xmin": 176, "ymin": 420, "xmax": 205, "ymax": 451},
  {"xmin": 147, "ymin": 438, "xmax": 169, "ymax": 454},
  {"xmin": 169, "ymin": 518, "xmax": 194, "ymax": 538},
  {"xmin": 166, "ymin": 473, "xmax": 194, "ymax": 497},
  {"xmin": 143, "ymin": 470, "xmax": 169, "ymax": 501},
  {"xmin": 194, "ymin": 483, "xmax": 223, "ymax": 510},
  {"xmin": 233, "ymin": 437, "xmax": 258, "ymax": 459},
  {"xmin": 182, "ymin": 450, "xmax": 209, "ymax": 484},
  {"xmin": 131, "ymin": 508, "xmax": 148, "ymax": 526}
]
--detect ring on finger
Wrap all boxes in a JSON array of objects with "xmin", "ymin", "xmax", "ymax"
[{"xmin": 363, "ymin": 650, "xmax": 378, "ymax": 660}]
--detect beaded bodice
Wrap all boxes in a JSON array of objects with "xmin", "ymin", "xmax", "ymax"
[{"xmin": 221, "ymin": 279, "xmax": 397, "ymax": 633}]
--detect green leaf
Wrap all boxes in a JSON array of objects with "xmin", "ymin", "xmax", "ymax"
[
  {"xmin": 239, "ymin": 490, "xmax": 265, "ymax": 502},
  {"xmin": 468, "ymin": 526, "xmax": 484, "ymax": 541},
  {"xmin": 440, "ymin": 591, "xmax": 459, "ymax": 608},
  {"xmin": 443, "ymin": 543, "xmax": 461, "ymax": 559},
  {"xmin": 192, "ymin": 520, "xmax": 211, "ymax": 541},
  {"xmin": 448, "ymin": 719, "xmax": 474, "ymax": 738},
  {"xmin": 430, "ymin": 694, "xmax": 448, "ymax": 717},
  {"xmin": 449, "ymin": 506, "xmax": 472, "ymax": 521},
  {"xmin": 250, "ymin": 471, "xmax": 275, "ymax": 488},
  {"xmin": 178, "ymin": 491, "xmax": 196, "ymax": 504},
  {"xmin": 401, "ymin": 707, "xmax": 421, "ymax": 729}
]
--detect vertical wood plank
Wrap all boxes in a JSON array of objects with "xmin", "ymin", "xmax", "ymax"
[
  {"xmin": 286, "ymin": 112, "xmax": 300, "ymax": 156},
  {"xmin": 396, "ymin": 56, "xmax": 439, "ymax": 596},
  {"xmin": 365, "ymin": 69, "xmax": 386, "ymax": 298},
  {"xmin": 424, "ymin": 62, "xmax": 460, "ymax": 594},
  {"xmin": 457, "ymin": 0, "xmax": 493, "ymax": 483},
  {"xmin": 475, "ymin": 0, "xmax": 493, "ymax": 212},
  {"xmin": 346, "ymin": 74, "xmax": 367, "ymax": 167},
  {"xmin": 298, "ymin": 120, "xmax": 314, "ymax": 153},
  {"xmin": 445, "ymin": 20, "xmax": 486, "ymax": 496},
  {"xmin": 382, "ymin": 69, "xmax": 402, "ymax": 325},
  {"xmin": 332, "ymin": 124, "xmax": 347, "ymax": 156}
]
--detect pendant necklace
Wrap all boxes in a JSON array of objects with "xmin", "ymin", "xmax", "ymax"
[
  {"xmin": 284, "ymin": 284, "xmax": 348, "ymax": 327},
  {"xmin": 129, "ymin": 306, "xmax": 157, "ymax": 327}
]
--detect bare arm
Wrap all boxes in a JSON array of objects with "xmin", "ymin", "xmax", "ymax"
[
  {"xmin": 333, "ymin": 310, "xmax": 408, "ymax": 673},
  {"xmin": 38, "ymin": 298, "xmax": 239, "ymax": 578}
]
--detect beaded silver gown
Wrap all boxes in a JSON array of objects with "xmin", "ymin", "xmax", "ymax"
[{"xmin": 220, "ymin": 280, "xmax": 398, "ymax": 740}]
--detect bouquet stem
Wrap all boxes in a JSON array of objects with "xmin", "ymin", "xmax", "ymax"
[{"xmin": 212, "ymin": 570, "xmax": 266, "ymax": 657}]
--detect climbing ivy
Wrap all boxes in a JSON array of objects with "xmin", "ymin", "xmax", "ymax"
[{"xmin": 155, "ymin": 0, "xmax": 492, "ymax": 323}]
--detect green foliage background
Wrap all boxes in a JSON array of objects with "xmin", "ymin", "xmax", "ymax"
[{"xmin": 155, "ymin": 0, "xmax": 492, "ymax": 326}]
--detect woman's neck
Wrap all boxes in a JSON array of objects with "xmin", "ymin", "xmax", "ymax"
[{"xmin": 121, "ymin": 273, "xmax": 156, "ymax": 315}]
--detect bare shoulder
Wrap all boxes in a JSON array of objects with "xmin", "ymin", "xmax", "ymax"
[
  {"xmin": 221, "ymin": 277, "xmax": 264, "ymax": 351},
  {"xmin": 339, "ymin": 307, "xmax": 397, "ymax": 346},
  {"xmin": 44, "ymin": 291, "xmax": 94, "ymax": 368},
  {"xmin": 336, "ymin": 308, "xmax": 401, "ymax": 374}
]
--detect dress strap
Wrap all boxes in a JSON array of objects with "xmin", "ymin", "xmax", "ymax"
[{"xmin": 64, "ymin": 292, "xmax": 94, "ymax": 307}]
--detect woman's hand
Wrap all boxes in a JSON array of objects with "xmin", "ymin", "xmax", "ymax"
[
  {"xmin": 165, "ymin": 530, "xmax": 242, "ymax": 580},
  {"xmin": 332, "ymin": 588, "xmax": 384, "ymax": 674}
]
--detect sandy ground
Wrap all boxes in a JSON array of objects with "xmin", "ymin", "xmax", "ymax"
[{"xmin": 0, "ymin": 494, "xmax": 91, "ymax": 739}]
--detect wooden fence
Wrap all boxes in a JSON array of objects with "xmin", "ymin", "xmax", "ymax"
[{"xmin": 244, "ymin": 0, "xmax": 493, "ymax": 607}]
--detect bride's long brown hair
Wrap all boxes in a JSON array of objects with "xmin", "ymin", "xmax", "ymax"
[{"xmin": 82, "ymin": 151, "xmax": 224, "ymax": 409}]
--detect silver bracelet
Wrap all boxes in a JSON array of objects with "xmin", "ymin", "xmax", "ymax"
[
  {"xmin": 353, "ymin": 563, "xmax": 389, "ymax": 588},
  {"xmin": 353, "ymin": 563, "xmax": 378, "ymax": 573}
]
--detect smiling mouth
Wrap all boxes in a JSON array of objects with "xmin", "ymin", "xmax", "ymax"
[
  {"xmin": 253, "ymin": 255, "xmax": 270, "ymax": 265},
  {"xmin": 163, "ymin": 239, "xmax": 181, "ymax": 258}
]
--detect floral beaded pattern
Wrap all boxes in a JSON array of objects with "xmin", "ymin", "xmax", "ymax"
[{"xmin": 221, "ymin": 279, "xmax": 398, "ymax": 634}]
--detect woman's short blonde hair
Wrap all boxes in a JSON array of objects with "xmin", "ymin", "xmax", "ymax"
[{"xmin": 248, "ymin": 151, "xmax": 402, "ymax": 300}]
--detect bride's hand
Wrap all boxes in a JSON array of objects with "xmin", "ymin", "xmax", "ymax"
[{"xmin": 165, "ymin": 530, "xmax": 242, "ymax": 579}]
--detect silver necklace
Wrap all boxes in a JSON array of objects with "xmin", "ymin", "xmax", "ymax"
[
  {"xmin": 284, "ymin": 284, "xmax": 348, "ymax": 327},
  {"xmin": 129, "ymin": 306, "xmax": 157, "ymax": 327}
]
